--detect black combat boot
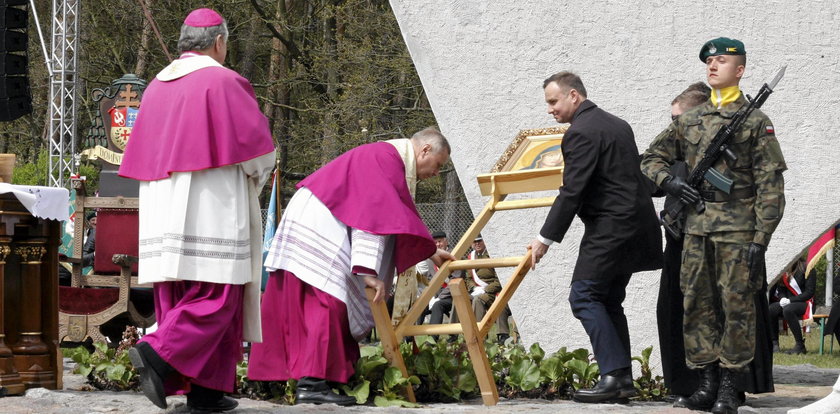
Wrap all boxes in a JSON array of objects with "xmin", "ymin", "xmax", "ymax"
[
  {"xmin": 785, "ymin": 341, "xmax": 806, "ymax": 355},
  {"xmin": 673, "ymin": 364, "xmax": 719, "ymax": 411},
  {"xmin": 711, "ymin": 368, "xmax": 740, "ymax": 414}
]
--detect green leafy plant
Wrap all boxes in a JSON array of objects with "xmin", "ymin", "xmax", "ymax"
[
  {"xmin": 632, "ymin": 346, "xmax": 668, "ymax": 400},
  {"xmin": 373, "ymin": 367, "xmax": 421, "ymax": 407},
  {"xmin": 238, "ymin": 339, "xmax": 669, "ymax": 405},
  {"xmin": 402, "ymin": 338, "xmax": 477, "ymax": 402},
  {"xmin": 505, "ymin": 358, "xmax": 541, "ymax": 391},
  {"xmin": 341, "ymin": 345, "xmax": 390, "ymax": 404},
  {"xmin": 63, "ymin": 327, "xmax": 139, "ymax": 391}
]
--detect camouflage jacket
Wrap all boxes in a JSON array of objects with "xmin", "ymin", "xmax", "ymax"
[
  {"xmin": 463, "ymin": 249, "xmax": 501, "ymax": 295},
  {"xmin": 641, "ymin": 94, "xmax": 786, "ymax": 246}
]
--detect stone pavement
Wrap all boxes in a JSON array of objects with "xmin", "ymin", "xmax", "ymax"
[{"xmin": 1, "ymin": 361, "xmax": 837, "ymax": 413}]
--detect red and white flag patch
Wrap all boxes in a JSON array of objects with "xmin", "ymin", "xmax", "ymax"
[{"xmin": 766, "ymin": 125, "xmax": 775, "ymax": 134}]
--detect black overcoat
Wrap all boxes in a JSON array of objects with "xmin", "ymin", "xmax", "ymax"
[{"xmin": 540, "ymin": 100, "xmax": 663, "ymax": 281}]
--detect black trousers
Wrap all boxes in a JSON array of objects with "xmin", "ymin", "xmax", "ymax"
[
  {"xmin": 429, "ymin": 297, "xmax": 452, "ymax": 325},
  {"xmin": 656, "ymin": 233, "xmax": 699, "ymax": 396},
  {"xmin": 569, "ymin": 273, "xmax": 632, "ymax": 375},
  {"xmin": 769, "ymin": 301, "xmax": 808, "ymax": 343}
]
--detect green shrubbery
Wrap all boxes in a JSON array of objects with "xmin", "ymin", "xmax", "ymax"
[
  {"xmin": 64, "ymin": 329, "xmax": 667, "ymax": 406},
  {"xmin": 238, "ymin": 336, "xmax": 667, "ymax": 406},
  {"xmin": 63, "ymin": 327, "xmax": 140, "ymax": 391}
]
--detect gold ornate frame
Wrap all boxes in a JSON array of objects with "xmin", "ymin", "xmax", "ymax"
[{"xmin": 491, "ymin": 126, "xmax": 568, "ymax": 173}]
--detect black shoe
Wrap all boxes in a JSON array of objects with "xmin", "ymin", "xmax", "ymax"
[
  {"xmin": 711, "ymin": 368, "xmax": 740, "ymax": 414},
  {"xmin": 187, "ymin": 384, "xmax": 239, "ymax": 413},
  {"xmin": 674, "ymin": 364, "xmax": 719, "ymax": 411},
  {"xmin": 497, "ymin": 333, "xmax": 510, "ymax": 345},
  {"xmin": 673, "ymin": 395, "xmax": 689, "ymax": 406},
  {"xmin": 772, "ymin": 341, "xmax": 780, "ymax": 353},
  {"xmin": 128, "ymin": 342, "xmax": 173, "ymax": 409},
  {"xmin": 573, "ymin": 371, "xmax": 636, "ymax": 403},
  {"xmin": 295, "ymin": 377, "xmax": 355, "ymax": 406},
  {"xmin": 785, "ymin": 342, "xmax": 807, "ymax": 355}
]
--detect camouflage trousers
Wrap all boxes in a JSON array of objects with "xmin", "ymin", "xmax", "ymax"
[{"xmin": 681, "ymin": 233, "xmax": 758, "ymax": 369}]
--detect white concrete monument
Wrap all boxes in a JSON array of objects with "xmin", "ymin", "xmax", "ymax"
[{"xmin": 390, "ymin": 0, "xmax": 840, "ymax": 372}]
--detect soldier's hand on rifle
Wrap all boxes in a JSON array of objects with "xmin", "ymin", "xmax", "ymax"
[
  {"xmin": 747, "ymin": 242, "xmax": 766, "ymax": 281},
  {"xmin": 661, "ymin": 175, "xmax": 701, "ymax": 204}
]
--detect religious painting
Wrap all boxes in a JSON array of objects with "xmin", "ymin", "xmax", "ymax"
[{"xmin": 491, "ymin": 126, "xmax": 567, "ymax": 173}]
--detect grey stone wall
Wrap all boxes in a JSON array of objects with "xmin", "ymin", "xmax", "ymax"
[{"xmin": 391, "ymin": 0, "xmax": 840, "ymax": 373}]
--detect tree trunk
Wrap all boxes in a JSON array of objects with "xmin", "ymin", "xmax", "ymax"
[
  {"xmin": 134, "ymin": 0, "xmax": 153, "ymax": 76},
  {"xmin": 262, "ymin": 0, "xmax": 294, "ymax": 205},
  {"xmin": 239, "ymin": 8, "xmax": 261, "ymax": 80},
  {"xmin": 320, "ymin": 5, "xmax": 339, "ymax": 164}
]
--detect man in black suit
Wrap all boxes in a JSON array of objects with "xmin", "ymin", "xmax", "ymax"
[{"xmin": 528, "ymin": 71, "xmax": 663, "ymax": 403}]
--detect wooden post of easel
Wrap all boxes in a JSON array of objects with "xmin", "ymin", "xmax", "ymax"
[{"xmin": 366, "ymin": 163, "xmax": 564, "ymax": 406}]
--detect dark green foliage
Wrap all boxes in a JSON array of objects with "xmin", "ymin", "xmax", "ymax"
[
  {"xmin": 236, "ymin": 337, "xmax": 668, "ymax": 405},
  {"xmin": 62, "ymin": 326, "xmax": 140, "ymax": 391},
  {"xmin": 66, "ymin": 330, "xmax": 667, "ymax": 405},
  {"xmin": 632, "ymin": 346, "xmax": 668, "ymax": 401}
]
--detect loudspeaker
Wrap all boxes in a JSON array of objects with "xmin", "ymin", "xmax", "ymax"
[
  {"xmin": 0, "ymin": 5, "xmax": 26, "ymax": 29},
  {"xmin": 0, "ymin": 0, "xmax": 29, "ymax": 122},
  {"xmin": 0, "ymin": 27, "xmax": 25, "ymax": 51},
  {"xmin": 0, "ymin": 51, "xmax": 25, "ymax": 74},
  {"xmin": 0, "ymin": 96, "xmax": 29, "ymax": 120}
]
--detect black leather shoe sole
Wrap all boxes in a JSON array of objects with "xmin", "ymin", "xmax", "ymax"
[
  {"xmin": 573, "ymin": 387, "xmax": 636, "ymax": 404},
  {"xmin": 573, "ymin": 389, "xmax": 621, "ymax": 403},
  {"xmin": 128, "ymin": 345, "xmax": 167, "ymax": 409},
  {"xmin": 188, "ymin": 395, "xmax": 239, "ymax": 413},
  {"xmin": 296, "ymin": 390, "xmax": 356, "ymax": 406}
]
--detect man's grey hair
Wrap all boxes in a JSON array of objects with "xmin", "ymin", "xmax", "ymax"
[
  {"xmin": 543, "ymin": 71, "xmax": 588, "ymax": 98},
  {"xmin": 177, "ymin": 21, "xmax": 229, "ymax": 54},
  {"xmin": 411, "ymin": 127, "xmax": 451, "ymax": 154}
]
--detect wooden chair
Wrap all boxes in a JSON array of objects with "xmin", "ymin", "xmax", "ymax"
[{"xmin": 58, "ymin": 178, "xmax": 154, "ymax": 344}]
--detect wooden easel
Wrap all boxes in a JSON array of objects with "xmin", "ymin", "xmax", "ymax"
[{"xmin": 366, "ymin": 165, "xmax": 564, "ymax": 406}]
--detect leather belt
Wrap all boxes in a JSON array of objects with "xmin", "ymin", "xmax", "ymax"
[{"xmin": 700, "ymin": 187, "xmax": 756, "ymax": 202}]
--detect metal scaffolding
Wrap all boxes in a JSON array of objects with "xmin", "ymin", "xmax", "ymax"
[{"xmin": 46, "ymin": 0, "xmax": 79, "ymax": 188}]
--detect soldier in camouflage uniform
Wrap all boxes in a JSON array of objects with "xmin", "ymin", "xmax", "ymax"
[{"xmin": 641, "ymin": 37, "xmax": 786, "ymax": 414}]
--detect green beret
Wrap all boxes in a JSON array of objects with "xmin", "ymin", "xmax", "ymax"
[{"xmin": 699, "ymin": 37, "xmax": 745, "ymax": 62}]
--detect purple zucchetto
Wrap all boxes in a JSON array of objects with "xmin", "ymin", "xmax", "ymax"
[{"xmin": 184, "ymin": 8, "xmax": 224, "ymax": 27}]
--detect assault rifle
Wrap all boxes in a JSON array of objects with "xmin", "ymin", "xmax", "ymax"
[{"xmin": 661, "ymin": 65, "xmax": 786, "ymax": 239}]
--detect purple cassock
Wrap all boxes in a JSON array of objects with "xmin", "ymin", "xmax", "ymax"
[
  {"xmin": 248, "ymin": 142, "xmax": 435, "ymax": 383},
  {"xmin": 120, "ymin": 53, "xmax": 274, "ymax": 395}
]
